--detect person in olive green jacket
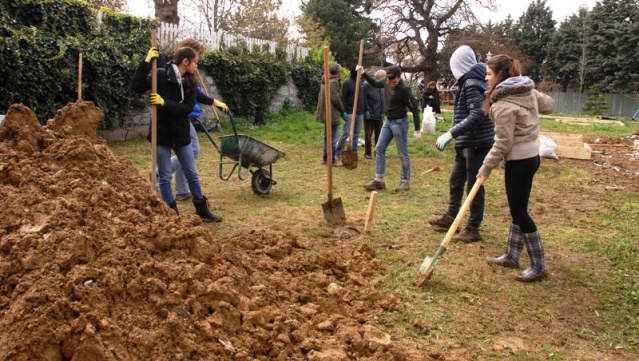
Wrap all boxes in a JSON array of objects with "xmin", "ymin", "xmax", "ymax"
[{"xmin": 316, "ymin": 63, "xmax": 346, "ymax": 166}]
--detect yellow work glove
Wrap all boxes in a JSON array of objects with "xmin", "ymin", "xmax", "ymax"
[
  {"xmin": 150, "ymin": 93, "xmax": 164, "ymax": 107},
  {"xmin": 214, "ymin": 99, "xmax": 229, "ymax": 113},
  {"xmin": 145, "ymin": 47, "xmax": 159, "ymax": 63}
]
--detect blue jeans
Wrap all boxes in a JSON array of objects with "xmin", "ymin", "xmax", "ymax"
[
  {"xmin": 375, "ymin": 116, "xmax": 410, "ymax": 183},
  {"xmin": 323, "ymin": 123, "xmax": 340, "ymax": 163},
  {"xmin": 336, "ymin": 113, "xmax": 363, "ymax": 154},
  {"xmin": 157, "ymin": 142, "xmax": 203, "ymax": 204},
  {"xmin": 171, "ymin": 122, "xmax": 200, "ymax": 195}
]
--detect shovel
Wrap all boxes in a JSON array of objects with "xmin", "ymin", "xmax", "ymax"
[
  {"xmin": 321, "ymin": 46, "xmax": 346, "ymax": 224},
  {"xmin": 340, "ymin": 40, "xmax": 364, "ymax": 170},
  {"xmin": 415, "ymin": 177, "xmax": 485, "ymax": 286}
]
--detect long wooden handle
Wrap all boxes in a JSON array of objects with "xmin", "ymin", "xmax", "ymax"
[
  {"xmin": 441, "ymin": 177, "xmax": 485, "ymax": 248},
  {"xmin": 364, "ymin": 191, "xmax": 378, "ymax": 232},
  {"xmin": 349, "ymin": 40, "xmax": 364, "ymax": 147},
  {"xmin": 323, "ymin": 47, "xmax": 333, "ymax": 195},
  {"xmin": 195, "ymin": 70, "xmax": 220, "ymax": 121},
  {"xmin": 150, "ymin": 29, "xmax": 158, "ymax": 190},
  {"xmin": 77, "ymin": 53, "xmax": 82, "ymax": 101}
]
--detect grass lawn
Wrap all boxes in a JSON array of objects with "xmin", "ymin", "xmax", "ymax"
[{"xmin": 110, "ymin": 105, "xmax": 638, "ymax": 359}]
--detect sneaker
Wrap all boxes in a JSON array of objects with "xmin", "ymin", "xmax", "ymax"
[
  {"xmin": 453, "ymin": 226, "xmax": 482, "ymax": 243},
  {"xmin": 363, "ymin": 179, "xmax": 385, "ymax": 191},
  {"xmin": 428, "ymin": 213, "xmax": 454, "ymax": 228},
  {"xmin": 395, "ymin": 182, "xmax": 410, "ymax": 192},
  {"xmin": 333, "ymin": 159, "xmax": 343, "ymax": 167},
  {"xmin": 364, "ymin": 154, "xmax": 372, "ymax": 159},
  {"xmin": 175, "ymin": 192, "xmax": 192, "ymax": 201}
]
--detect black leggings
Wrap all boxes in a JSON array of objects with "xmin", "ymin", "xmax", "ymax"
[{"xmin": 505, "ymin": 156, "xmax": 540, "ymax": 233}]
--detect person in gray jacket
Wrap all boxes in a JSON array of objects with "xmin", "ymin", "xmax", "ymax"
[
  {"xmin": 428, "ymin": 45, "xmax": 495, "ymax": 242},
  {"xmin": 363, "ymin": 69, "xmax": 386, "ymax": 159},
  {"xmin": 479, "ymin": 54, "xmax": 555, "ymax": 282}
]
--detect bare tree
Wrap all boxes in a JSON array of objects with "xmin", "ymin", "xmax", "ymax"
[
  {"xmin": 373, "ymin": 0, "xmax": 495, "ymax": 81},
  {"xmin": 154, "ymin": 0, "xmax": 180, "ymax": 24}
]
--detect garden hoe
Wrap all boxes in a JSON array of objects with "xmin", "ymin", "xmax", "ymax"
[
  {"xmin": 415, "ymin": 177, "xmax": 485, "ymax": 286},
  {"xmin": 340, "ymin": 40, "xmax": 364, "ymax": 170},
  {"xmin": 321, "ymin": 46, "xmax": 345, "ymax": 224}
]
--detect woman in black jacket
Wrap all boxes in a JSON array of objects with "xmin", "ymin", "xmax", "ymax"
[
  {"xmin": 422, "ymin": 81, "xmax": 441, "ymax": 114},
  {"xmin": 131, "ymin": 47, "xmax": 221, "ymax": 222}
]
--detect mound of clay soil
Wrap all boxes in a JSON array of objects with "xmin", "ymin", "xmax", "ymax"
[{"xmin": 0, "ymin": 102, "xmax": 426, "ymax": 360}]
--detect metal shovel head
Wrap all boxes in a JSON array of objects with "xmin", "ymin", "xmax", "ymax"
[
  {"xmin": 415, "ymin": 245, "xmax": 447, "ymax": 287},
  {"xmin": 340, "ymin": 147, "xmax": 358, "ymax": 170},
  {"xmin": 322, "ymin": 196, "xmax": 345, "ymax": 223}
]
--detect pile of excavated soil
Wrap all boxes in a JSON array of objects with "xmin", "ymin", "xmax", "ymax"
[{"xmin": 0, "ymin": 102, "xmax": 428, "ymax": 360}]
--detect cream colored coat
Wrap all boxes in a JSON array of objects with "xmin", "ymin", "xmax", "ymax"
[{"xmin": 479, "ymin": 77, "xmax": 555, "ymax": 178}]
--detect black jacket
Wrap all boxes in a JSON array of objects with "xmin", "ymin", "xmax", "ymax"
[
  {"xmin": 449, "ymin": 63, "xmax": 494, "ymax": 149},
  {"xmin": 364, "ymin": 82, "xmax": 385, "ymax": 120},
  {"xmin": 362, "ymin": 72, "xmax": 421, "ymax": 131},
  {"xmin": 341, "ymin": 77, "xmax": 366, "ymax": 114},
  {"xmin": 131, "ymin": 61, "xmax": 196, "ymax": 148}
]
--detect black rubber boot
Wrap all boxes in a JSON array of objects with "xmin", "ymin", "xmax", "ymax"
[
  {"xmin": 193, "ymin": 196, "xmax": 222, "ymax": 223},
  {"xmin": 487, "ymin": 224, "xmax": 522, "ymax": 268},
  {"xmin": 168, "ymin": 201, "xmax": 179, "ymax": 215},
  {"xmin": 516, "ymin": 231, "xmax": 548, "ymax": 282}
]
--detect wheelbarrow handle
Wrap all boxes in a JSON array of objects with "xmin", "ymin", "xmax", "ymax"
[{"xmin": 194, "ymin": 118, "xmax": 220, "ymax": 152}]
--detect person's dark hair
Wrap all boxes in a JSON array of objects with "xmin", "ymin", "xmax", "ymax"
[
  {"xmin": 483, "ymin": 54, "xmax": 522, "ymax": 113},
  {"xmin": 349, "ymin": 64, "xmax": 358, "ymax": 79},
  {"xmin": 173, "ymin": 47, "xmax": 198, "ymax": 91},
  {"xmin": 386, "ymin": 65, "xmax": 401, "ymax": 79}
]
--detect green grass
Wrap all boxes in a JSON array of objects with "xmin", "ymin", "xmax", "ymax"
[{"xmin": 109, "ymin": 107, "xmax": 639, "ymax": 358}]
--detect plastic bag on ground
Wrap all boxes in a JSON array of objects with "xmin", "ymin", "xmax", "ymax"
[
  {"xmin": 421, "ymin": 106, "xmax": 436, "ymax": 134},
  {"xmin": 539, "ymin": 135, "xmax": 559, "ymax": 159}
]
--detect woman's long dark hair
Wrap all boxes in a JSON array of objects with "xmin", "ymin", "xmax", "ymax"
[
  {"xmin": 172, "ymin": 47, "xmax": 198, "ymax": 92},
  {"xmin": 483, "ymin": 54, "xmax": 523, "ymax": 114}
]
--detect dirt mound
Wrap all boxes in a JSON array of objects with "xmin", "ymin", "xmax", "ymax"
[{"xmin": 0, "ymin": 102, "xmax": 426, "ymax": 360}]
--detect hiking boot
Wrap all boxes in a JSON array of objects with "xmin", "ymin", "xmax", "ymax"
[
  {"xmin": 453, "ymin": 226, "xmax": 482, "ymax": 242},
  {"xmin": 333, "ymin": 159, "xmax": 343, "ymax": 167},
  {"xmin": 364, "ymin": 154, "xmax": 372, "ymax": 159},
  {"xmin": 175, "ymin": 192, "xmax": 192, "ymax": 201},
  {"xmin": 428, "ymin": 213, "xmax": 454, "ymax": 228},
  {"xmin": 364, "ymin": 179, "xmax": 385, "ymax": 191},
  {"xmin": 193, "ymin": 196, "xmax": 222, "ymax": 223},
  {"xmin": 395, "ymin": 182, "xmax": 410, "ymax": 192},
  {"xmin": 168, "ymin": 201, "xmax": 179, "ymax": 215}
]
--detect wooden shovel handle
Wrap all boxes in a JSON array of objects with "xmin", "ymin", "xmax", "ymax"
[
  {"xmin": 349, "ymin": 40, "xmax": 364, "ymax": 148},
  {"xmin": 440, "ymin": 177, "xmax": 485, "ymax": 248},
  {"xmin": 77, "ymin": 53, "xmax": 82, "ymax": 101},
  {"xmin": 323, "ymin": 47, "xmax": 333, "ymax": 195},
  {"xmin": 150, "ymin": 29, "xmax": 158, "ymax": 190}
]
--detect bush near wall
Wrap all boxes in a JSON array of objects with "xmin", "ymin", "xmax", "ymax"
[{"xmin": 0, "ymin": 0, "xmax": 156, "ymax": 129}]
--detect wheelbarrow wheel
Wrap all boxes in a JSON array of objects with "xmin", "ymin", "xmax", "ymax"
[{"xmin": 251, "ymin": 169, "xmax": 273, "ymax": 195}]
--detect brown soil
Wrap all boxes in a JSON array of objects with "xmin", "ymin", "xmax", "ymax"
[
  {"xmin": 0, "ymin": 102, "xmax": 425, "ymax": 360},
  {"xmin": 1, "ymin": 102, "xmax": 637, "ymax": 360}
]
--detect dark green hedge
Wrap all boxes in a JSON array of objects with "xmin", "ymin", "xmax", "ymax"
[{"xmin": 0, "ymin": 0, "xmax": 323, "ymax": 129}]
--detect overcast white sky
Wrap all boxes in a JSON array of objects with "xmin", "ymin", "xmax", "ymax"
[{"xmin": 127, "ymin": 0, "xmax": 598, "ymax": 25}]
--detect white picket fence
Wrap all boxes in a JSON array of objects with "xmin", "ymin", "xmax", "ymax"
[{"xmin": 157, "ymin": 22, "xmax": 309, "ymax": 60}]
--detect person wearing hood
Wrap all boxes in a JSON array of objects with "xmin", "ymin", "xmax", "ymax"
[
  {"xmin": 428, "ymin": 45, "xmax": 495, "ymax": 242},
  {"xmin": 316, "ymin": 63, "xmax": 346, "ymax": 166},
  {"xmin": 478, "ymin": 54, "xmax": 555, "ymax": 282},
  {"xmin": 131, "ymin": 46, "xmax": 221, "ymax": 222},
  {"xmin": 335, "ymin": 64, "xmax": 366, "ymax": 159}
]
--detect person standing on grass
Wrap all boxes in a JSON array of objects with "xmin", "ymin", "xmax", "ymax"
[
  {"xmin": 427, "ymin": 45, "xmax": 494, "ymax": 243},
  {"xmin": 335, "ymin": 64, "xmax": 365, "ymax": 160},
  {"xmin": 363, "ymin": 68, "xmax": 386, "ymax": 160},
  {"xmin": 479, "ymin": 54, "xmax": 555, "ymax": 282},
  {"xmin": 357, "ymin": 64, "xmax": 421, "ymax": 192},
  {"xmin": 132, "ymin": 46, "xmax": 221, "ymax": 222},
  {"xmin": 316, "ymin": 63, "xmax": 346, "ymax": 166},
  {"xmin": 422, "ymin": 81, "xmax": 441, "ymax": 114},
  {"xmin": 171, "ymin": 38, "xmax": 228, "ymax": 201}
]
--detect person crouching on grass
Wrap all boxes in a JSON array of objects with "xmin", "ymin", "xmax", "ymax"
[
  {"xmin": 478, "ymin": 54, "xmax": 555, "ymax": 282},
  {"xmin": 131, "ymin": 46, "xmax": 221, "ymax": 222}
]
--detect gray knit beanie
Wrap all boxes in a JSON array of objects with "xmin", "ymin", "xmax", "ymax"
[{"xmin": 450, "ymin": 45, "xmax": 477, "ymax": 80}]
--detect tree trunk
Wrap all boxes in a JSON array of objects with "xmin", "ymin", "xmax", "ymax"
[{"xmin": 154, "ymin": 0, "xmax": 180, "ymax": 25}]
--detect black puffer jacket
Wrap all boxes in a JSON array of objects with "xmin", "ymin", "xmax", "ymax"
[
  {"xmin": 131, "ymin": 61, "xmax": 196, "ymax": 148},
  {"xmin": 449, "ymin": 63, "xmax": 494, "ymax": 149}
]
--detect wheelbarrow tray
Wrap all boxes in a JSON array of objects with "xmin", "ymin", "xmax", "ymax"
[{"xmin": 219, "ymin": 134, "xmax": 285, "ymax": 168}]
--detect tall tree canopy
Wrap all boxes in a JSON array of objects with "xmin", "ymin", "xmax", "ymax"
[
  {"xmin": 301, "ymin": 0, "xmax": 379, "ymax": 65},
  {"xmin": 225, "ymin": 0, "xmax": 290, "ymax": 43}
]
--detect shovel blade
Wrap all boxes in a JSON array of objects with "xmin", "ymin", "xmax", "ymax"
[
  {"xmin": 322, "ymin": 197, "xmax": 345, "ymax": 224},
  {"xmin": 340, "ymin": 148, "xmax": 358, "ymax": 170}
]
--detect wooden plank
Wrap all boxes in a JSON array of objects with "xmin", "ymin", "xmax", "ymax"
[{"xmin": 555, "ymin": 143, "xmax": 592, "ymax": 160}]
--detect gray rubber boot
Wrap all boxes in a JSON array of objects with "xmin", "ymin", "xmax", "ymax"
[
  {"xmin": 516, "ymin": 231, "xmax": 548, "ymax": 282},
  {"xmin": 487, "ymin": 224, "xmax": 523, "ymax": 268}
]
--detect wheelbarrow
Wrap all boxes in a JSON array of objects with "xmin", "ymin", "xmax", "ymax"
[{"xmin": 195, "ymin": 113, "xmax": 285, "ymax": 195}]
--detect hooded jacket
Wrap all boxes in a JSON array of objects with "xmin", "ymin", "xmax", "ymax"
[
  {"xmin": 316, "ymin": 74, "xmax": 344, "ymax": 126},
  {"xmin": 132, "ymin": 61, "xmax": 196, "ymax": 148},
  {"xmin": 341, "ymin": 70, "xmax": 366, "ymax": 114},
  {"xmin": 479, "ymin": 76, "xmax": 555, "ymax": 177}
]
